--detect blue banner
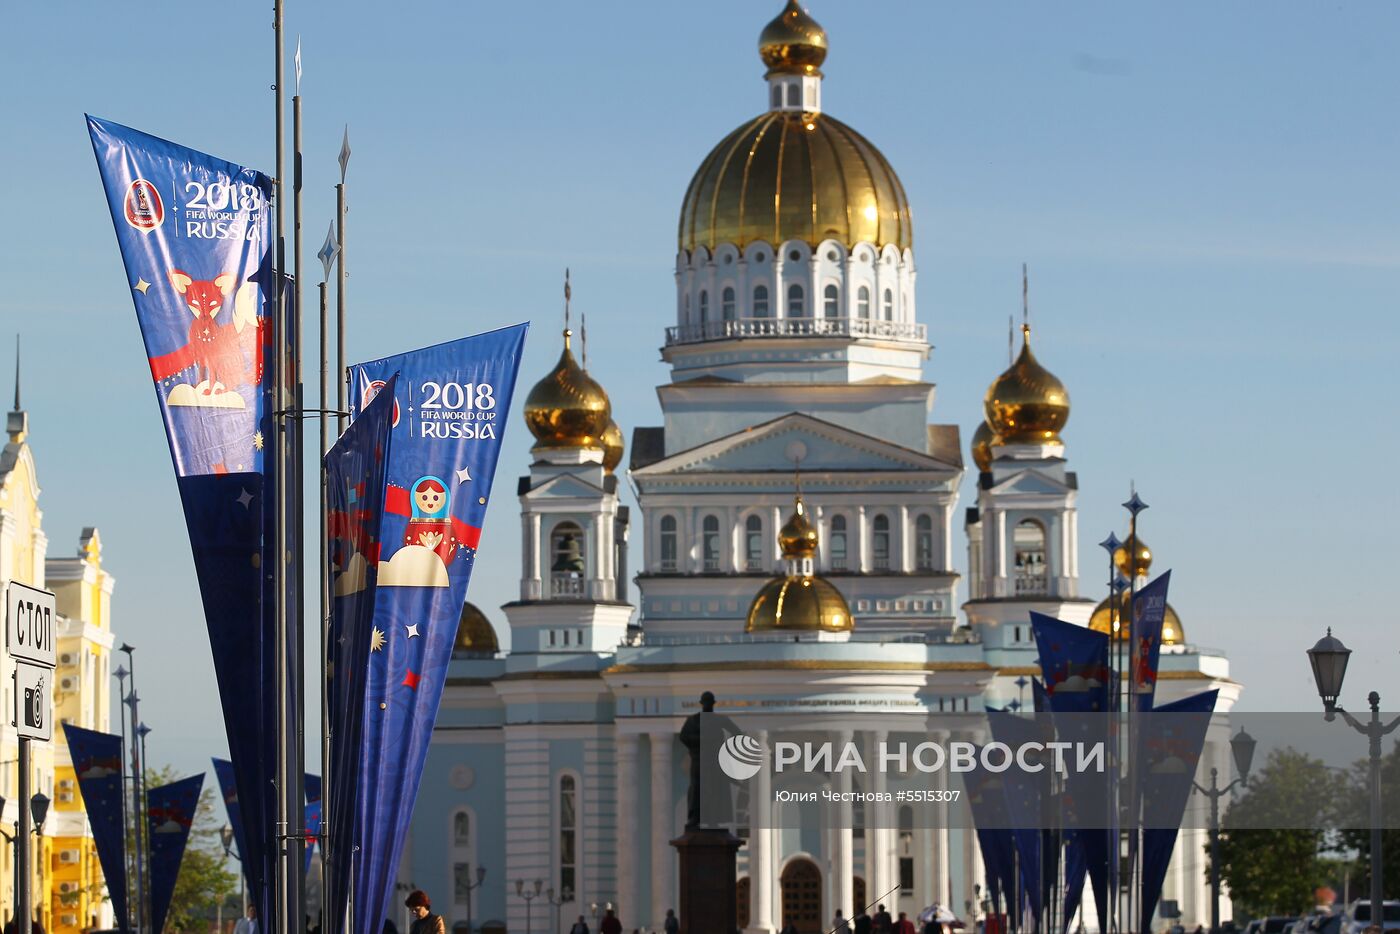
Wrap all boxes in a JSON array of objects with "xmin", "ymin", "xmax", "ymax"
[
  {"xmin": 344, "ymin": 327, "xmax": 527, "ymax": 934},
  {"xmin": 1128, "ymin": 571, "xmax": 1172, "ymax": 712},
  {"xmin": 90, "ymin": 115, "xmax": 278, "ymax": 925},
  {"xmin": 147, "ymin": 773, "xmax": 205, "ymax": 934},
  {"xmin": 1030, "ymin": 612, "xmax": 1110, "ymax": 714},
  {"xmin": 324, "ymin": 376, "xmax": 400, "ymax": 934},
  {"xmin": 63, "ymin": 725, "xmax": 129, "ymax": 933},
  {"xmin": 1140, "ymin": 689, "xmax": 1218, "ymax": 932}
]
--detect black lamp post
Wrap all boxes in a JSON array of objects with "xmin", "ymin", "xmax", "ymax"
[
  {"xmin": 221, "ymin": 824, "xmax": 246, "ymax": 913},
  {"xmin": 1194, "ymin": 728, "xmax": 1256, "ymax": 932},
  {"xmin": 515, "ymin": 879, "xmax": 542, "ymax": 934},
  {"xmin": 545, "ymin": 886, "xmax": 571, "ymax": 934},
  {"xmin": 1, "ymin": 793, "xmax": 51, "ymax": 930},
  {"xmin": 1307, "ymin": 629, "xmax": 1400, "ymax": 920},
  {"xmin": 464, "ymin": 866, "xmax": 486, "ymax": 934}
]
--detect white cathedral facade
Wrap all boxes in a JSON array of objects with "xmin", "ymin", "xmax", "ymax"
[{"xmin": 406, "ymin": 3, "xmax": 1239, "ymax": 932}]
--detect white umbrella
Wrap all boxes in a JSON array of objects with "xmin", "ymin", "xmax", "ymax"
[{"xmin": 919, "ymin": 904, "xmax": 961, "ymax": 924}]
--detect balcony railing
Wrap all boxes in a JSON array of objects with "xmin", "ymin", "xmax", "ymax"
[
  {"xmin": 551, "ymin": 573, "xmax": 585, "ymax": 599},
  {"xmin": 1014, "ymin": 574, "xmax": 1048, "ymax": 596},
  {"xmin": 665, "ymin": 316, "xmax": 927, "ymax": 347}
]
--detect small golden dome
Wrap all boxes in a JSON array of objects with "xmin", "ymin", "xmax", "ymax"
[
  {"xmin": 600, "ymin": 419, "xmax": 624, "ymax": 474},
  {"xmin": 971, "ymin": 420, "xmax": 1001, "ymax": 473},
  {"xmin": 1113, "ymin": 533, "xmax": 1152, "ymax": 580},
  {"xmin": 453, "ymin": 602, "xmax": 499, "ymax": 656},
  {"xmin": 679, "ymin": 111, "xmax": 911, "ymax": 254},
  {"xmin": 1088, "ymin": 593, "xmax": 1185, "ymax": 646},
  {"xmin": 759, "ymin": 0, "xmax": 828, "ymax": 77},
  {"xmin": 746, "ymin": 574, "xmax": 852, "ymax": 633},
  {"xmin": 778, "ymin": 496, "xmax": 819, "ymax": 558},
  {"xmin": 523, "ymin": 330, "xmax": 612, "ymax": 449},
  {"xmin": 984, "ymin": 325, "xmax": 1070, "ymax": 444}
]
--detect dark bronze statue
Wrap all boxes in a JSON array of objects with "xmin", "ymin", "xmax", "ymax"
[{"xmin": 678, "ymin": 690, "xmax": 741, "ymax": 830}]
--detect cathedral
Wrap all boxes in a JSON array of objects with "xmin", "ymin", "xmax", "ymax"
[{"xmin": 407, "ymin": 3, "xmax": 1237, "ymax": 932}]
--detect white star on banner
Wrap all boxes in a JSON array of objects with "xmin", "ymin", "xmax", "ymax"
[{"xmin": 405, "ymin": 624, "xmax": 420, "ymax": 639}]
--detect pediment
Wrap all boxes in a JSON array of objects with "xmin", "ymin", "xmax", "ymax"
[
  {"xmin": 988, "ymin": 468, "xmax": 1071, "ymax": 496},
  {"xmin": 523, "ymin": 472, "xmax": 604, "ymax": 501},
  {"xmin": 633, "ymin": 413, "xmax": 957, "ymax": 476}
]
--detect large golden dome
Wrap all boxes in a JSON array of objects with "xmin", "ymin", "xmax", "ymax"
[
  {"xmin": 678, "ymin": 111, "xmax": 912, "ymax": 254},
  {"xmin": 454, "ymin": 602, "xmax": 499, "ymax": 656},
  {"xmin": 970, "ymin": 420, "xmax": 1000, "ymax": 474},
  {"xmin": 759, "ymin": 0, "xmax": 828, "ymax": 76},
  {"xmin": 747, "ymin": 494, "xmax": 853, "ymax": 633},
  {"xmin": 600, "ymin": 419, "xmax": 624, "ymax": 474},
  {"xmin": 984, "ymin": 325, "xmax": 1070, "ymax": 444},
  {"xmin": 1088, "ymin": 592, "xmax": 1185, "ymax": 646},
  {"xmin": 523, "ymin": 330, "xmax": 611, "ymax": 449}
]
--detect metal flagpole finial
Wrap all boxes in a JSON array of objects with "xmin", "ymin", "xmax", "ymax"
[
  {"xmin": 1113, "ymin": 573, "xmax": 1132, "ymax": 594},
  {"xmin": 338, "ymin": 125, "xmax": 352, "ymax": 182},
  {"xmin": 563, "ymin": 268, "xmax": 572, "ymax": 334},
  {"xmin": 294, "ymin": 36, "xmax": 302, "ymax": 95},
  {"xmin": 136, "ymin": 723, "xmax": 152, "ymax": 739},
  {"xmin": 1022, "ymin": 262, "xmax": 1029, "ymax": 330},
  {"xmin": 1123, "ymin": 491, "xmax": 1149, "ymax": 517},
  {"xmin": 317, "ymin": 222, "xmax": 339, "ymax": 281},
  {"xmin": 1099, "ymin": 532, "xmax": 1122, "ymax": 554}
]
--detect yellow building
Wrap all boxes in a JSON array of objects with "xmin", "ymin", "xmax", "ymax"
[{"xmin": 2, "ymin": 368, "xmax": 118, "ymax": 934}]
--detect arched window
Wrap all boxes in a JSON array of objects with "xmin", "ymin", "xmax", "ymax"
[
  {"xmin": 753, "ymin": 284, "xmax": 770, "ymax": 318},
  {"xmin": 857, "ymin": 286, "xmax": 871, "ymax": 319},
  {"xmin": 722, "ymin": 286, "xmax": 736, "ymax": 320},
  {"xmin": 786, "ymin": 83, "xmax": 800, "ymax": 107},
  {"xmin": 558, "ymin": 775, "xmax": 578, "ymax": 899},
  {"xmin": 659, "ymin": 515, "xmax": 678, "ymax": 571},
  {"xmin": 829, "ymin": 515, "xmax": 848, "ymax": 571},
  {"xmin": 771, "ymin": 85, "xmax": 782, "ymax": 109},
  {"xmin": 898, "ymin": 805, "xmax": 915, "ymax": 892},
  {"xmin": 1014, "ymin": 519, "xmax": 1048, "ymax": 595},
  {"xmin": 787, "ymin": 283, "xmax": 805, "ymax": 318},
  {"xmin": 872, "ymin": 514, "xmax": 891, "ymax": 570},
  {"xmin": 698, "ymin": 289, "xmax": 709, "ymax": 323},
  {"xmin": 882, "ymin": 288, "xmax": 894, "ymax": 321},
  {"xmin": 550, "ymin": 522, "xmax": 585, "ymax": 598},
  {"xmin": 823, "ymin": 284, "xmax": 840, "ymax": 318},
  {"xmin": 915, "ymin": 515, "xmax": 935, "ymax": 571},
  {"xmin": 453, "ymin": 811, "xmax": 470, "ymax": 847},
  {"xmin": 702, "ymin": 515, "xmax": 721, "ymax": 572},
  {"xmin": 745, "ymin": 515, "xmax": 763, "ymax": 571}
]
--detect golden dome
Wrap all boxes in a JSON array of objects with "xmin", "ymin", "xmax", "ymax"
[
  {"xmin": 679, "ymin": 111, "xmax": 912, "ymax": 254},
  {"xmin": 984, "ymin": 325, "xmax": 1070, "ymax": 444},
  {"xmin": 453, "ymin": 602, "xmax": 499, "ymax": 656},
  {"xmin": 971, "ymin": 420, "xmax": 1000, "ymax": 473},
  {"xmin": 759, "ymin": 0, "xmax": 828, "ymax": 77},
  {"xmin": 600, "ymin": 419, "xmax": 624, "ymax": 474},
  {"xmin": 1088, "ymin": 593, "xmax": 1185, "ymax": 646},
  {"xmin": 1113, "ymin": 533, "xmax": 1152, "ymax": 580},
  {"xmin": 778, "ymin": 496, "xmax": 819, "ymax": 558},
  {"xmin": 523, "ymin": 330, "xmax": 612, "ymax": 449},
  {"xmin": 746, "ymin": 574, "xmax": 852, "ymax": 633}
]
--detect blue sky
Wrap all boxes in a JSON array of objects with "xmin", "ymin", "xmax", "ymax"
[{"xmin": 2, "ymin": 1, "xmax": 1397, "ymax": 778}]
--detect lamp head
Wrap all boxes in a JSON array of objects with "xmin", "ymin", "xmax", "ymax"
[
  {"xmin": 1307, "ymin": 628, "xmax": 1351, "ymax": 718},
  {"xmin": 533, "ymin": 879, "xmax": 543, "ymax": 896},
  {"xmin": 220, "ymin": 824, "xmax": 235, "ymax": 852},
  {"xmin": 1230, "ymin": 726, "xmax": 1257, "ymax": 785},
  {"xmin": 515, "ymin": 879, "xmax": 524, "ymax": 897},
  {"xmin": 30, "ymin": 792, "xmax": 50, "ymax": 831},
  {"xmin": 476, "ymin": 866, "xmax": 486, "ymax": 885}
]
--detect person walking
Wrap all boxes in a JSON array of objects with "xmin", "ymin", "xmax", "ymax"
[
  {"xmin": 664, "ymin": 908, "xmax": 680, "ymax": 934},
  {"xmin": 854, "ymin": 907, "xmax": 873, "ymax": 934},
  {"xmin": 893, "ymin": 912, "xmax": 917, "ymax": 934},
  {"xmin": 873, "ymin": 905, "xmax": 893, "ymax": 934},
  {"xmin": 599, "ymin": 907, "xmax": 622, "ymax": 934},
  {"xmin": 569, "ymin": 916, "xmax": 590, "ymax": 934},
  {"xmin": 234, "ymin": 905, "xmax": 259, "ymax": 934},
  {"xmin": 403, "ymin": 891, "xmax": 445, "ymax": 934}
]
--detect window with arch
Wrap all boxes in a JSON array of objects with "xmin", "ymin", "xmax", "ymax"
[
  {"xmin": 745, "ymin": 515, "xmax": 763, "ymax": 571},
  {"xmin": 550, "ymin": 522, "xmax": 585, "ymax": 598},
  {"xmin": 659, "ymin": 515, "xmax": 677, "ymax": 571},
  {"xmin": 722, "ymin": 286, "xmax": 736, "ymax": 320},
  {"xmin": 786, "ymin": 83, "xmax": 800, "ymax": 107},
  {"xmin": 857, "ymin": 285, "xmax": 870, "ymax": 319},
  {"xmin": 753, "ymin": 284, "xmax": 770, "ymax": 318},
  {"xmin": 771, "ymin": 85, "xmax": 782, "ymax": 109},
  {"xmin": 453, "ymin": 811, "xmax": 470, "ymax": 848},
  {"xmin": 882, "ymin": 288, "xmax": 894, "ymax": 321},
  {"xmin": 698, "ymin": 289, "xmax": 709, "ymax": 323},
  {"xmin": 915, "ymin": 515, "xmax": 935, "ymax": 571},
  {"xmin": 872, "ymin": 514, "xmax": 891, "ymax": 570},
  {"xmin": 558, "ymin": 774, "xmax": 578, "ymax": 899},
  {"xmin": 829, "ymin": 515, "xmax": 848, "ymax": 570},
  {"xmin": 823, "ymin": 284, "xmax": 840, "ymax": 318},
  {"xmin": 1014, "ymin": 519, "xmax": 1048, "ymax": 595},
  {"xmin": 787, "ymin": 283, "xmax": 805, "ymax": 318},
  {"xmin": 898, "ymin": 805, "xmax": 915, "ymax": 892},
  {"xmin": 702, "ymin": 515, "xmax": 721, "ymax": 572}
]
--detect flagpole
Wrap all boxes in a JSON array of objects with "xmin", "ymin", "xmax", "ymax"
[
  {"xmin": 291, "ymin": 42, "xmax": 309, "ymax": 934},
  {"xmin": 316, "ymin": 223, "xmax": 337, "ymax": 927},
  {"xmin": 335, "ymin": 128, "xmax": 349, "ymax": 435}
]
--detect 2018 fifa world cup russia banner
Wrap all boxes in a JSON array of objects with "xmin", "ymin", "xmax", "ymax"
[
  {"xmin": 63, "ymin": 725, "xmax": 130, "ymax": 933},
  {"xmin": 89, "ymin": 115, "xmax": 277, "ymax": 927},
  {"xmin": 344, "ymin": 325, "xmax": 528, "ymax": 934}
]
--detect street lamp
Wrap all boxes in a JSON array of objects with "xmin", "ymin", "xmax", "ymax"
[
  {"xmin": 515, "ymin": 879, "xmax": 542, "ymax": 934},
  {"xmin": 1306, "ymin": 629, "xmax": 1399, "ymax": 922},
  {"xmin": 463, "ymin": 866, "xmax": 486, "ymax": 934},
  {"xmin": 545, "ymin": 886, "xmax": 571, "ymax": 934},
  {"xmin": 220, "ymin": 824, "xmax": 246, "ymax": 914},
  {"xmin": 1194, "ymin": 728, "xmax": 1256, "ymax": 933},
  {"xmin": 2, "ymin": 792, "xmax": 52, "ymax": 931}
]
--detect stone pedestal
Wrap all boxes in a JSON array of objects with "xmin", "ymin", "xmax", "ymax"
[{"xmin": 672, "ymin": 828, "xmax": 742, "ymax": 934}]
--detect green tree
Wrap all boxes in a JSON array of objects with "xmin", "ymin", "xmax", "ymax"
[
  {"xmin": 144, "ymin": 766, "xmax": 238, "ymax": 933},
  {"xmin": 1213, "ymin": 748, "xmax": 1348, "ymax": 917},
  {"xmin": 1335, "ymin": 737, "xmax": 1400, "ymax": 901}
]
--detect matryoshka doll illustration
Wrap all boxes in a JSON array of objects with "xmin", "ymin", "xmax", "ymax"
[{"xmin": 403, "ymin": 475, "xmax": 457, "ymax": 565}]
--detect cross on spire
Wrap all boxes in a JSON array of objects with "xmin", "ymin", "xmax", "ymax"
[
  {"xmin": 12, "ymin": 334, "xmax": 19, "ymax": 412},
  {"xmin": 563, "ymin": 268, "xmax": 572, "ymax": 336}
]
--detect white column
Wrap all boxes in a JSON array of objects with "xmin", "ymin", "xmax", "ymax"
[
  {"xmin": 747, "ymin": 730, "xmax": 776, "ymax": 934},
  {"xmin": 833, "ymin": 731, "xmax": 855, "ymax": 924},
  {"xmin": 933, "ymin": 761, "xmax": 951, "ymax": 906},
  {"xmin": 527, "ymin": 512, "xmax": 542, "ymax": 599},
  {"xmin": 964, "ymin": 827, "xmax": 985, "ymax": 919},
  {"xmin": 617, "ymin": 732, "xmax": 641, "ymax": 924},
  {"xmin": 856, "ymin": 506, "xmax": 868, "ymax": 573},
  {"xmin": 868, "ymin": 730, "xmax": 891, "ymax": 919},
  {"xmin": 650, "ymin": 732, "xmax": 676, "ymax": 929},
  {"xmin": 995, "ymin": 510, "xmax": 1008, "ymax": 596},
  {"xmin": 898, "ymin": 505, "xmax": 911, "ymax": 572}
]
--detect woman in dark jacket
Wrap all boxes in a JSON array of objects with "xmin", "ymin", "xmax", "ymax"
[{"xmin": 403, "ymin": 890, "xmax": 445, "ymax": 934}]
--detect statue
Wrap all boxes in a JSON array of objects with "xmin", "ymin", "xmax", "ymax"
[{"xmin": 678, "ymin": 690, "xmax": 739, "ymax": 830}]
